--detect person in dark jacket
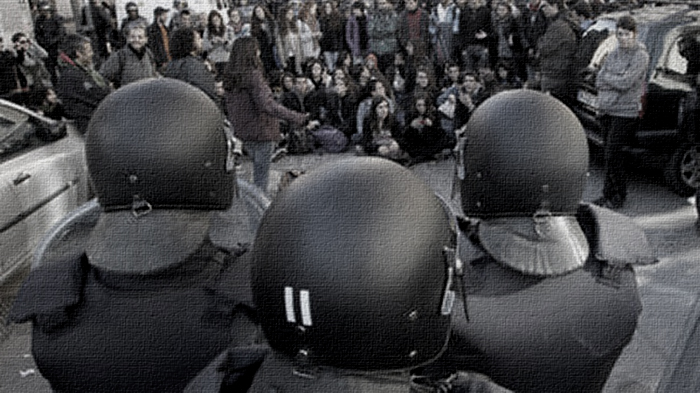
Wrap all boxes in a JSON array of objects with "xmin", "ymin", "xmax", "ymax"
[
  {"xmin": 100, "ymin": 25, "xmax": 159, "ymax": 88},
  {"xmin": 147, "ymin": 6, "xmax": 172, "ymax": 71},
  {"xmin": 164, "ymin": 27, "xmax": 218, "ymax": 101},
  {"xmin": 425, "ymin": 89, "xmax": 655, "ymax": 393},
  {"xmin": 10, "ymin": 78, "xmax": 260, "ymax": 393},
  {"xmin": 319, "ymin": 1, "xmax": 346, "ymax": 73},
  {"xmin": 33, "ymin": 1, "xmax": 66, "ymax": 84},
  {"xmin": 54, "ymin": 34, "xmax": 112, "ymax": 134},
  {"xmin": 223, "ymin": 37, "xmax": 313, "ymax": 192},
  {"xmin": 397, "ymin": 0, "xmax": 430, "ymax": 63},
  {"xmin": 536, "ymin": 0, "xmax": 577, "ymax": 102}
]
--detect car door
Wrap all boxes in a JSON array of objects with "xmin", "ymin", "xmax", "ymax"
[{"xmin": 0, "ymin": 101, "xmax": 88, "ymax": 283}]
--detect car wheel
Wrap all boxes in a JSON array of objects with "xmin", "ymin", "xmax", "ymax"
[{"xmin": 664, "ymin": 142, "xmax": 700, "ymax": 197}]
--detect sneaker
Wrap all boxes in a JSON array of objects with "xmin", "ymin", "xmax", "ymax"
[{"xmin": 271, "ymin": 147, "xmax": 287, "ymax": 162}]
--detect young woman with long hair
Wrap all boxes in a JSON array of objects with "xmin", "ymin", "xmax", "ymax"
[
  {"xmin": 250, "ymin": 4, "xmax": 277, "ymax": 76},
  {"xmin": 202, "ymin": 10, "xmax": 234, "ymax": 76},
  {"xmin": 276, "ymin": 3, "xmax": 304, "ymax": 74},
  {"xmin": 223, "ymin": 36, "xmax": 312, "ymax": 192}
]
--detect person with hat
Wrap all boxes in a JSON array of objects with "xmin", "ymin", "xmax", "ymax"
[
  {"xmin": 424, "ymin": 89, "xmax": 657, "ymax": 392},
  {"xmin": 186, "ymin": 157, "xmax": 511, "ymax": 392},
  {"xmin": 10, "ymin": 78, "xmax": 260, "ymax": 392},
  {"xmin": 147, "ymin": 6, "xmax": 172, "ymax": 71}
]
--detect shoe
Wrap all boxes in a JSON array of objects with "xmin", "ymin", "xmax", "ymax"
[
  {"xmin": 271, "ymin": 147, "xmax": 287, "ymax": 162},
  {"xmin": 593, "ymin": 196, "xmax": 624, "ymax": 209}
]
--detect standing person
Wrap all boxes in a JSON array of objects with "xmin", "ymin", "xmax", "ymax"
[
  {"xmin": 319, "ymin": 1, "xmax": 345, "ymax": 73},
  {"xmin": 55, "ymin": 34, "xmax": 112, "ymax": 134},
  {"xmin": 119, "ymin": 2, "xmax": 148, "ymax": 47},
  {"xmin": 490, "ymin": 1, "xmax": 523, "ymax": 71},
  {"xmin": 203, "ymin": 10, "xmax": 235, "ymax": 76},
  {"xmin": 397, "ymin": 0, "xmax": 430, "ymax": 64},
  {"xmin": 10, "ymin": 79, "xmax": 259, "ymax": 393},
  {"xmin": 299, "ymin": 0, "xmax": 322, "ymax": 62},
  {"xmin": 455, "ymin": 0, "xmax": 491, "ymax": 73},
  {"xmin": 250, "ymin": 4, "xmax": 277, "ymax": 78},
  {"xmin": 100, "ymin": 25, "xmax": 158, "ymax": 88},
  {"xmin": 367, "ymin": 0, "xmax": 399, "ymax": 73},
  {"xmin": 536, "ymin": 0, "xmax": 577, "ymax": 102},
  {"xmin": 223, "ymin": 37, "xmax": 313, "ymax": 192},
  {"xmin": 164, "ymin": 27, "xmax": 218, "ymax": 101},
  {"xmin": 276, "ymin": 4, "xmax": 304, "ymax": 74},
  {"xmin": 33, "ymin": 1, "xmax": 66, "ymax": 85},
  {"xmin": 12, "ymin": 32, "xmax": 52, "ymax": 90},
  {"xmin": 592, "ymin": 15, "xmax": 649, "ymax": 209},
  {"xmin": 430, "ymin": 0, "xmax": 459, "ymax": 72},
  {"xmin": 428, "ymin": 89, "xmax": 654, "ymax": 392},
  {"xmin": 78, "ymin": 0, "xmax": 114, "ymax": 66},
  {"xmin": 147, "ymin": 6, "xmax": 172, "ymax": 72},
  {"xmin": 227, "ymin": 8, "xmax": 251, "ymax": 41},
  {"xmin": 346, "ymin": 2, "xmax": 369, "ymax": 65}
]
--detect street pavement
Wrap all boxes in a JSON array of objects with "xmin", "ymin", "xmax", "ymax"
[{"xmin": 0, "ymin": 150, "xmax": 699, "ymax": 392}]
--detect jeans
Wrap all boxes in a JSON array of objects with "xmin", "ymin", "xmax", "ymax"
[
  {"xmin": 601, "ymin": 115, "xmax": 638, "ymax": 204},
  {"xmin": 323, "ymin": 51, "xmax": 339, "ymax": 73},
  {"xmin": 245, "ymin": 141, "xmax": 275, "ymax": 192}
]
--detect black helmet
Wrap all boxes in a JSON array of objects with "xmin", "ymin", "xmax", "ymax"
[
  {"xmin": 252, "ymin": 157, "xmax": 455, "ymax": 372},
  {"xmin": 86, "ymin": 78, "xmax": 233, "ymax": 212},
  {"xmin": 460, "ymin": 90, "xmax": 589, "ymax": 218},
  {"xmin": 84, "ymin": 78, "xmax": 235, "ymax": 273}
]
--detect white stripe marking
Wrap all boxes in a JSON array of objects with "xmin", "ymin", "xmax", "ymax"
[
  {"xmin": 285, "ymin": 286, "xmax": 296, "ymax": 323},
  {"xmin": 300, "ymin": 290, "xmax": 313, "ymax": 326}
]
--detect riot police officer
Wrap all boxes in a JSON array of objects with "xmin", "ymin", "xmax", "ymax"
[
  {"xmin": 427, "ymin": 89, "xmax": 658, "ymax": 392},
  {"xmin": 10, "ymin": 79, "xmax": 259, "ymax": 392},
  {"xmin": 186, "ymin": 157, "xmax": 512, "ymax": 392}
]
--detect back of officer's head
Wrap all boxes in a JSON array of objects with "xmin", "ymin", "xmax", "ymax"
[
  {"xmin": 252, "ymin": 157, "xmax": 455, "ymax": 372},
  {"xmin": 84, "ymin": 78, "xmax": 235, "ymax": 274}
]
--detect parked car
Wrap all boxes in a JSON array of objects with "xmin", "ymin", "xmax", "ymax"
[
  {"xmin": 570, "ymin": 3, "xmax": 700, "ymax": 196},
  {"xmin": 0, "ymin": 99, "xmax": 88, "ymax": 284}
]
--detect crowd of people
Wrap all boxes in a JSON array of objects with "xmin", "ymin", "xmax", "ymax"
[{"xmin": 1, "ymin": 0, "xmax": 643, "ymax": 176}]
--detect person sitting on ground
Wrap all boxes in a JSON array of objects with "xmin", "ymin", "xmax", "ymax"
[{"xmin": 361, "ymin": 95, "xmax": 406, "ymax": 161}]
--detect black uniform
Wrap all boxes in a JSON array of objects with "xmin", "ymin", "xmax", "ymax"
[
  {"xmin": 428, "ymin": 204, "xmax": 655, "ymax": 393},
  {"xmin": 10, "ymin": 240, "xmax": 258, "ymax": 393}
]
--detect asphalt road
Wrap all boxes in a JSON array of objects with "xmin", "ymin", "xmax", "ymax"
[{"xmin": 0, "ymin": 149, "xmax": 698, "ymax": 392}]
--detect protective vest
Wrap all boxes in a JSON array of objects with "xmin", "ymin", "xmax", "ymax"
[{"xmin": 438, "ymin": 203, "xmax": 656, "ymax": 393}]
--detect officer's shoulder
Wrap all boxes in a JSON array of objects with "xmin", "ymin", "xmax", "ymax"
[{"xmin": 576, "ymin": 203, "xmax": 658, "ymax": 267}]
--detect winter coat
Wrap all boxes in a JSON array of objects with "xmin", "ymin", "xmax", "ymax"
[
  {"xmin": 537, "ymin": 14, "xmax": 577, "ymax": 79},
  {"xmin": 99, "ymin": 45, "xmax": 158, "ymax": 87},
  {"xmin": 164, "ymin": 55, "xmax": 218, "ymax": 101},
  {"xmin": 596, "ymin": 41, "xmax": 649, "ymax": 118},
  {"xmin": 224, "ymin": 69, "xmax": 307, "ymax": 142}
]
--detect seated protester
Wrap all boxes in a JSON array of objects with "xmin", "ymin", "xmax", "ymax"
[
  {"xmin": 435, "ymin": 73, "xmax": 461, "ymax": 136},
  {"xmin": 278, "ymin": 73, "xmax": 316, "ymax": 155},
  {"xmin": 361, "ymin": 95, "xmax": 406, "ymax": 161},
  {"xmin": 494, "ymin": 61, "xmax": 523, "ymax": 93},
  {"xmin": 439, "ymin": 61, "xmax": 461, "ymax": 92},
  {"xmin": 164, "ymin": 27, "xmax": 218, "ymax": 102},
  {"xmin": 355, "ymin": 78, "xmax": 395, "ymax": 140},
  {"xmin": 453, "ymin": 71, "xmax": 489, "ymax": 131},
  {"xmin": 403, "ymin": 93, "xmax": 452, "ymax": 162},
  {"xmin": 303, "ymin": 58, "xmax": 333, "ymax": 124},
  {"xmin": 186, "ymin": 157, "xmax": 512, "ymax": 393},
  {"xmin": 327, "ymin": 75, "xmax": 359, "ymax": 139},
  {"xmin": 477, "ymin": 64, "xmax": 498, "ymax": 98},
  {"xmin": 99, "ymin": 25, "xmax": 158, "ymax": 88},
  {"xmin": 10, "ymin": 79, "xmax": 260, "ymax": 393},
  {"xmin": 383, "ymin": 48, "xmax": 416, "ymax": 123},
  {"xmin": 412, "ymin": 65, "xmax": 440, "ymax": 112}
]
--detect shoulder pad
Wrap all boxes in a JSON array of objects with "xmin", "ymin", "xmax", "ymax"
[
  {"xmin": 576, "ymin": 203, "xmax": 658, "ymax": 267},
  {"xmin": 9, "ymin": 256, "xmax": 88, "ymax": 330}
]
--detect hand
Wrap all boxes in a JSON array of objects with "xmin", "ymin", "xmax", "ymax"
[
  {"xmin": 306, "ymin": 120, "xmax": 321, "ymax": 130},
  {"xmin": 476, "ymin": 30, "xmax": 487, "ymax": 40}
]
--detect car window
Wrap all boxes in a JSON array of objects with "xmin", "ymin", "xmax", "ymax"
[
  {"xmin": 666, "ymin": 36, "xmax": 690, "ymax": 75},
  {"xmin": 0, "ymin": 106, "xmax": 59, "ymax": 164}
]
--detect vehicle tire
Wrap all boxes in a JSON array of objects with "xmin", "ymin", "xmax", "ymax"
[{"xmin": 664, "ymin": 142, "xmax": 700, "ymax": 197}]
